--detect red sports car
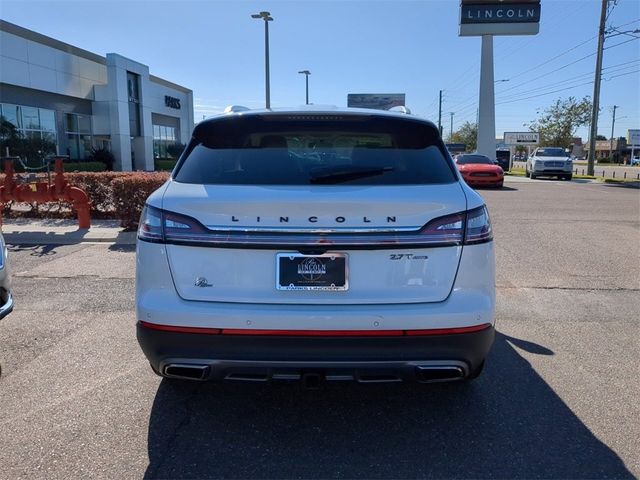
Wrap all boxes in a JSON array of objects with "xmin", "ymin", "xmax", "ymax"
[{"xmin": 455, "ymin": 154, "xmax": 504, "ymax": 188}]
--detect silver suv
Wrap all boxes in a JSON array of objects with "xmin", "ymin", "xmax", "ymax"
[{"xmin": 526, "ymin": 147, "xmax": 573, "ymax": 180}]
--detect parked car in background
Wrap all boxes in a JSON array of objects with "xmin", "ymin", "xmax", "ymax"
[
  {"xmin": 631, "ymin": 156, "xmax": 640, "ymax": 166},
  {"xmin": 0, "ymin": 232, "xmax": 13, "ymax": 377},
  {"xmin": 526, "ymin": 147, "xmax": 573, "ymax": 180},
  {"xmin": 495, "ymin": 149, "xmax": 510, "ymax": 171},
  {"xmin": 0, "ymin": 233, "xmax": 12, "ymax": 321},
  {"xmin": 455, "ymin": 153, "xmax": 504, "ymax": 188},
  {"xmin": 136, "ymin": 107, "xmax": 496, "ymax": 386}
]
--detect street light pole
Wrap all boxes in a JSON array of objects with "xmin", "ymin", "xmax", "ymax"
[
  {"xmin": 298, "ymin": 70, "xmax": 311, "ymax": 105},
  {"xmin": 251, "ymin": 11, "xmax": 274, "ymax": 109}
]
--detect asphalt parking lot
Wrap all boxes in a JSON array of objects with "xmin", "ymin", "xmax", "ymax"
[{"xmin": 0, "ymin": 177, "xmax": 638, "ymax": 479}]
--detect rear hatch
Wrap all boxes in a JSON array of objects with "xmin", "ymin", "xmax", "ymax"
[{"xmin": 161, "ymin": 111, "xmax": 467, "ymax": 305}]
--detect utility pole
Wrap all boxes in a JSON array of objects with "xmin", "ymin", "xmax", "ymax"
[
  {"xmin": 450, "ymin": 112, "xmax": 455, "ymax": 140},
  {"xmin": 609, "ymin": 105, "xmax": 618, "ymax": 161},
  {"xmin": 587, "ymin": 0, "xmax": 608, "ymax": 176},
  {"xmin": 438, "ymin": 90, "xmax": 443, "ymax": 136}
]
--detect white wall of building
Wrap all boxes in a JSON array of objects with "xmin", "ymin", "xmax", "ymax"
[
  {"xmin": 0, "ymin": 30, "xmax": 106, "ymax": 100},
  {"xmin": 0, "ymin": 21, "xmax": 194, "ymax": 171}
]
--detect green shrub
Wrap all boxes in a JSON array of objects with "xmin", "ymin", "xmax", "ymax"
[
  {"xmin": 597, "ymin": 157, "xmax": 611, "ymax": 164},
  {"xmin": 88, "ymin": 148, "xmax": 115, "ymax": 170},
  {"xmin": 166, "ymin": 143, "xmax": 186, "ymax": 158},
  {"xmin": 155, "ymin": 159, "xmax": 177, "ymax": 171}
]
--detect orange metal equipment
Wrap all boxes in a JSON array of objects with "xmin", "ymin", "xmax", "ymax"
[{"xmin": 0, "ymin": 156, "xmax": 91, "ymax": 228}]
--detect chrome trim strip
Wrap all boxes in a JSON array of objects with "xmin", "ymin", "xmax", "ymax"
[{"xmin": 204, "ymin": 225, "xmax": 420, "ymax": 234}]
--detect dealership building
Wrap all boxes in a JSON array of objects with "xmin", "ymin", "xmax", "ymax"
[{"xmin": 0, "ymin": 20, "xmax": 194, "ymax": 171}]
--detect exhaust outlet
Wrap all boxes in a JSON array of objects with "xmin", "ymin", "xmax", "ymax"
[
  {"xmin": 415, "ymin": 365, "xmax": 465, "ymax": 383},
  {"xmin": 164, "ymin": 364, "xmax": 210, "ymax": 381}
]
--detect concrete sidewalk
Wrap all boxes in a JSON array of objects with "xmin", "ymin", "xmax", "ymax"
[{"xmin": 1, "ymin": 219, "xmax": 136, "ymax": 245}]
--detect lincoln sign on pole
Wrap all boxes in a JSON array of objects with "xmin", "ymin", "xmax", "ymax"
[
  {"xmin": 459, "ymin": 0, "xmax": 540, "ymax": 160},
  {"xmin": 503, "ymin": 132, "xmax": 540, "ymax": 146}
]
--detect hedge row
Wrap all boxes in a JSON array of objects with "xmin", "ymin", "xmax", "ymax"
[{"xmin": 0, "ymin": 171, "xmax": 170, "ymax": 229}]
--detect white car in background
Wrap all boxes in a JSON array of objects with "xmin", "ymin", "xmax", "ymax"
[
  {"xmin": 136, "ymin": 107, "xmax": 496, "ymax": 386},
  {"xmin": 526, "ymin": 147, "xmax": 573, "ymax": 180},
  {"xmin": 0, "ymin": 233, "xmax": 12, "ymax": 321},
  {"xmin": 0, "ymin": 232, "xmax": 13, "ymax": 377}
]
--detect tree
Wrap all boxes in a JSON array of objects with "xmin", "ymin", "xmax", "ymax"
[
  {"xmin": 527, "ymin": 96, "xmax": 592, "ymax": 148},
  {"xmin": 448, "ymin": 122, "xmax": 478, "ymax": 151},
  {"xmin": 596, "ymin": 135, "xmax": 607, "ymax": 141},
  {"xmin": 0, "ymin": 116, "xmax": 56, "ymax": 164}
]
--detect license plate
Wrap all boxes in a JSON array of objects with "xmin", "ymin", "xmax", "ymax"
[{"xmin": 276, "ymin": 253, "xmax": 348, "ymax": 291}]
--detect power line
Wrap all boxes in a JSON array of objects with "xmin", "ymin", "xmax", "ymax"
[
  {"xmin": 496, "ymin": 62, "xmax": 639, "ymax": 101},
  {"xmin": 610, "ymin": 17, "xmax": 640, "ymax": 29},
  {"xmin": 603, "ymin": 69, "xmax": 640, "ymax": 81},
  {"xmin": 495, "ymin": 68, "xmax": 637, "ymax": 106},
  {"xmin": 496, "ymin": 36, "xmax": 638, "ymax": 96},
  {"xmin": 503, "ymin": 36, "xmax": 597, "ymax": 83},
  {"xmin": 495, "ymin": 81, "xmax": 595, "ymax": 105}
]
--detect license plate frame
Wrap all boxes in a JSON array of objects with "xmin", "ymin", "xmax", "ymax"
[{"xmin": 276, "ymin": 253, "xmax": 348, "ymax": 291}]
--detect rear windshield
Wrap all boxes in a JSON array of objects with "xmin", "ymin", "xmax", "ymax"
[
  {"xmin": 456, "ymin": 155, "xmax": 493, "ymax": 165},
  {"xmin": 174, "ymin": 114, "xmax": 456, "ymax": 185}
]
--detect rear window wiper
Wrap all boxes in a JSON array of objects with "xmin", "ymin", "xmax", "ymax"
[{"xmin": 309, "ymin": 166, "xmax": 394, "ymax": 184}]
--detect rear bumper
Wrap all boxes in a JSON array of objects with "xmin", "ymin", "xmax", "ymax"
[
  {"xmin": 463, "ymin": 176, "xmax": 503, "ymax": 186},
  {"xmin": 137, "ymin": 322, "xmax": 495, "ymax": 383}
]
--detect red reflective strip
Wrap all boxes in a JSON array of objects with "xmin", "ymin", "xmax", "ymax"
[
  {"xmin": 405, "ymin": 323, "xmax": 492, "ymax": 336},
  {"xmin": 138, "ymin": 321, "xmax": 221, "ymax": 335},
  {"xmin": 221, "ymin": 329, "xmax": 405, "ymax": 337},
  {"xmin": 139, "ymin": 321, "xmax": 491, "ymax": 337}
]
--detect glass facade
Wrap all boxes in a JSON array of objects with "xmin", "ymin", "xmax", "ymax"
[
  {"xmin": 127, "ymin": 72, "xmax": 141, "ymax": 137},
  {"xmin": 64, "ymin": 113, "xmax": 93, "ymax": 160},
  {"xmin": 0, "ymin": 103, "xmax": 57, "ymax": 147},
  {"xmin": 153, "ymin": 124, "xmax": 177, "ymax": 158}
]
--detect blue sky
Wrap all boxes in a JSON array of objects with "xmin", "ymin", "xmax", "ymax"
[{"xmin": 1, "ymin": 0, "xmax": 639, "ymax": 141}]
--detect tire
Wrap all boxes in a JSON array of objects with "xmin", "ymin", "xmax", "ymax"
[
  {"xmin": 495, "ymin": 182, "xmax": 503, "ymax": 188},
  {"xmin": 465, "ymin": 360, "xmax": 485, "ymax": 381},
  {"xmin": 530, "ymin": 172, "xmax": 536, "ymax": 179},
  {"xmin": 525, "ymin": 167, "xmax": 530, "ymax": 178},
  {"xmin": 565, "ymin": 175, "xmax": 573, "ymax": 181}
]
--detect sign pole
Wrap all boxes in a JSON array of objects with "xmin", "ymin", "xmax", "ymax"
[{"xmin": 477, "ymin": 35, "xmax": 495, "ymax": 159}]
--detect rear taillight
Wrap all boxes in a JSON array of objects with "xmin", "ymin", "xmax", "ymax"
[
  {"xmin": 138, "ymin": 205, "xmax": 163, "ymax": 241},
  {"xmin": 464, "ymin": 206, "xmax": 493, "ymax": 244},
  {"xmin": 138, "ymin": 205, "xmax": 492, "ymax": 247},
  {"xmin": 138, "ymin": 205, "xmax": 208, "ymax": 243},
  {"xmin": 418, "ymin": 212, "xmax": 465, "ymax": 244}
]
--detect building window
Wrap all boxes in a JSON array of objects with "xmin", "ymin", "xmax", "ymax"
[
  {"xmin": 0, "ymin": 103, "xmax": 58, "ymax": 158},
  {"xmin": 127, "ymin": 72, "xmax": 141, "ymax": 137},
  {"xmin": 65, "ymin": 113, "xmax": 93, "ymax": 160},
  {"xmin": 153, "ymin": 124, "xmax": 178, "ymax": 159}
]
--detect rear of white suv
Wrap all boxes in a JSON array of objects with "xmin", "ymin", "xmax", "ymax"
[{"xmin": 136, "ymin": 108, "xmax": 495, "ymax": 385}]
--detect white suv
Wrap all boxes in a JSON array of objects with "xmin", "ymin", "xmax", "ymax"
[
  {"xmin": 526, "ymin": 147, "xmax": 573, "ymax": 180},
  {"xmin": 136, "ymin": 107, "xmax": 495, "ymax": 386}
]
